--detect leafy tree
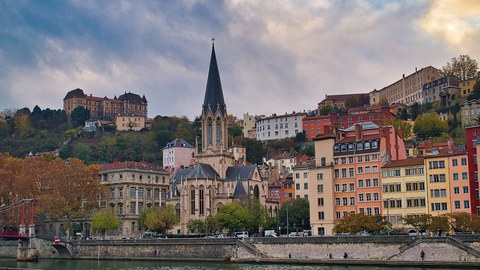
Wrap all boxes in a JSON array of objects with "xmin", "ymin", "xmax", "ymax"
[
  {"xmin": 428, "ymin": 215, "xmax": 450, "ymax": 235},
  {"xmin": 449, "ymin": 213, "xmax": 473, "ymax": 233},
  {"xmin": 228, "ymin": 124, "xmax": 243, "ymax": 142},
  {"xmin": 241, "ymin": 199, "xmax": 267, "ymax": 234},
  {"xmin": 334, "ymin": 213, "xmax": 388, "ymax": 234},
  {"xmin": 237, "ymin": 137, "xmax": 265, "ymax": 164},
  {"xmin": 144, "ymin": 205, "xmax": 179, "ymax": 235},
  {"xmin": 403, "ymin": 214, "xmax": 431, "ymax": 233},
  {"xmin": 91, "ymin": 208, "xmax": 121, "ymax": 239},
  {"xmin": 467, "ymin": 81, "xmax": 480, "ymax": 101},
  {"xmin": 345, "ymin": 97, "xmax": 358, "ymax": 109},
  {"xmin": 441, "ymin": 55, "xmax": 479, "ymax": 80},
  {"xmin": 410, "ymin": 102, "xmax": 421, "ymax": 120},
  {"xmin": 399, "ymin": 108, "xmax": 409, "ymax": 120},
  {"xmin": 187, "ymin": 218, "xmax": 205, "ymax": 234},
  {"xmin": 295, "ymin": 132, "xmax": 307, "ymax": 143},
  {"xmin": 70, "ymin": 106, "xmax": 90, "ymax": 128},
  {"xmin": 319, "ymin": 104, "xmax": 333, "ymax": 115},
  {"xmin": 74, "ymin": 143, "xmax": 91, "ymax": 164},
  {"xmin": 215, "ymin": 202, "xmax": 250, "ymax": 233},
  {"xmin": 391, "ymin": 119, "xmax": 413, "ymax": 139},
  {"xmin": 279, "ymin": 198, "xmax": 310, "ymax": 230},
  {"xmin": 413, "ymin": 113, "xmax": 448, "ymax": 140}
]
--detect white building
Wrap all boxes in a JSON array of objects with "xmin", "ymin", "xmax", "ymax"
[
  {"xmin": 256, "ymin": 112, "xmax": 305, "ymax": 142},
  {"xmin": 162, "ymin": 138, "xmax": 195, "ymax": 169}
]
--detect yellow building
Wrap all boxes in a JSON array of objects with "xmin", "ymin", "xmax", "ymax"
[
  {"xmin": 459, "ymin": 77, "xmax": 477, "ymax": 97},
  {"xmin": 115, "ymin": 115, "xmax": 146, "ymax": 131},
  {"xmin": 381, "ymin": 157, "xmax": 427, "ymax": 229},
  {"xmin": 424, "ymin": 150, "xmax": 451, "ymax": 216}
]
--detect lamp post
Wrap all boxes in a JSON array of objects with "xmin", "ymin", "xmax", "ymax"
[
  {"xmin": 386, "ymin": 198, "xmax": 391, "ymax": 235},
  {"xmin": 286, "ymin": 203, "xmax": 289, "ymax": 236}
]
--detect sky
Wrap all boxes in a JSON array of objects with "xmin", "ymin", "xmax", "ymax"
[{"xmin": 1, "ymin": 0, "xmax": 480, "ymax": 120}]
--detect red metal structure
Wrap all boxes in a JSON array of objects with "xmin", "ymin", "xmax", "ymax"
[{"xmin": 0, "ymin": 199, "xmax": 35, "ymax": 239}]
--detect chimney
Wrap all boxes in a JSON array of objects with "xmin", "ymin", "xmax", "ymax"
[
  {"xmin": 447, "ymin": 138, "xmax": 454, "ymax": 153},
  {"xmin": 383, "ymin": 126, "xmax": 391, "ymax": 160},
  {"xmin": 355, "ymin": 124, "xmax": 362, "ymax": 140}
]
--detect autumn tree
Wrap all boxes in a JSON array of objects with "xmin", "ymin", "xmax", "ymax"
[
  {"xmin": 319, "ymin": 104, "xmax": 333, "ymax": 115},
  {"xmin": 91, "ymin": 208, "xmax": 121, "ymax": 239},
  {"xmin": 391, "ymin": 119, "xmax": 413, "ymax": 139},
  {"xmin": 413, "ymin": 113, "xmax": 448, "ymax": 140},
  {"xmin": 345, "ymin": 97, "xmax": 359, "ymax": 109},
  {"xmin": 428, "ymin": 215, "xmax": 450, "ymax": 235},
  {"xmin": 241, "ymin": 199, "xmax": 267, "ymax": 234},
  {"xmin": 144, "ymin": 205, "xmax": 179, "ymax": 235},
  {"xmin": 403, "ymin": 214, "xmax": 431, "ymax": 233},
  {"xmin": 334, "ymin": 213, "xmax": 388, "ymax": 235},
  {"xmin": 441, "ymin": 55, "xmax": 479, "ymax": 80}
]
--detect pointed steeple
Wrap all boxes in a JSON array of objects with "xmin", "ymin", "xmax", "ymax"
[{"xmin": 203, "ymin": 42, "xmax": 226, "ymax": 116}]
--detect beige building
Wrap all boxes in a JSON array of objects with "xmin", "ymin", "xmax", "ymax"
[
  {"xmin": 243, "ymin": 113, "xmax": 257, "ymax": 139},
  {"xmin": 369, "ymin": 66, "xmax": 440, "ymax": 105},
  {"xmin": 99, "ymin": 161, "xmax": 170, "ymax": 238},
  {"xmin": 115, "ymin": 115, "xmax": 146, "ymax": 131},
  {"xmin": 460, "ymin": 100, "xmax": 480, "ymax": 127}
]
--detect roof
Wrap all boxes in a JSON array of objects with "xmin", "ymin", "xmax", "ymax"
[
  {"xmin": 164, "ymin": 138, "xmax": 194, "ymax": 149},
  {"xmin": 119, "ymin": 92, "xmax": 146, "ymax": 104},
  {"xmin": 203, "ymin": 44, "xmax": 226, "ymax": 116},
  {"xmin": 186, "ymin": 163, "xmax": 220, "ymax": 179},
  {"xmin": 64, "ymin": 88, "xmax": 85, "ymax": 100},
  {"xmin": 342, "ymin": 122, "xmax": 379, "ymax": 132},
  {"xmin": 336, "ymin": 134, "xmax": 381, "ymax": 144},
  {"xmin": 257, "ymin": 112, "xmax": 306, "ymax": 122},
  {"xmin": 319, "ymin": 93, "xmax": 370, "ymax": 103},
  {"xmin": 100, "ymin": 161, "xmax": 165, "ymax": 173},
  {"xmin": 424, "ymin": 149, "xmax": 467, "ymax": 158},
  {"xmin": 225, "ymin": 165, "xmax": 256, "ymax": 181},
  {"xmin": 382, "ymin": 157, "xmax": 425, "ymax": 168},
  {"xmin": 232, "ymin": 181, "xmax": 248, "ymax": 199}
]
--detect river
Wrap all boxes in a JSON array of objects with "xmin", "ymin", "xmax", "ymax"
[{"xmin": 0, "ymin": 259, "xmax": 468, "ymax": 270}]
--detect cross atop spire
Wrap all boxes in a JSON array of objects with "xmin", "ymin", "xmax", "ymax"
[{"xmin": 211, "ymin": 37, "xmax": 215, "ymax": 47}]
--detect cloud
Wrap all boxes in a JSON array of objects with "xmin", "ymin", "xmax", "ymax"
[{"xmin": 1, "ymin": 1, "xmax": 479, "ymax": 120}]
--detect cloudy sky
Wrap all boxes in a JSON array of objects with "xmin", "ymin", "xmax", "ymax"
[{"xmin": 1, "ymin": 0, "xmax": 479, "ymax": 120}]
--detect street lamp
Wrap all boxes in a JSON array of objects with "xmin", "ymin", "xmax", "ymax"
[
  {"xmin": 286, "ymin": 203, "xmax": 289, "ymax": 236},
  {"xmin": 385, "ymin": 198, "xmax": 391, "ymax": 235}
]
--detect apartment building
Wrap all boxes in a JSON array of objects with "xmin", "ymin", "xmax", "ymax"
[
  {"xmin": 460, "ymin": 100, "xmax": 480, "ymax": 127},
  {"xmin": 99, "ymin": 161, "xmax": 170, "ymax": 238},
  {"xmin": 381, "ymin": 157, "xmax": 427, "ymax": 229},
  {"xmin": 256, "ymin": 112, "xmax": 305, "ymax": 142},
  {"xmin": 466, "ymin": 126, "xmax": 480, "ymax": 214},
  {"xmin": 449, "ymin": 152, "xmax": 471, "ymax": 214},
  {"xmin": 422, "ymin": 75, "xmax": 460, "ymax": 105},
  {"xmin": 318, "ymin": 93, "xmax": 370, "ymax": 110},
  {"xmin": 243, "ymin": 113, "xmax": 257, "ymax": 139},
  {"xmin": 302, "ymin": 115, "xmax": 331, "ymax": 140},
  {"xmin": 162, "ymin": 138, "xmax": 195, "ymax": 170},
  {"xmin": 459, "ymin": 75, "xmax": 478, "ymax": 97},
  {"xmin": 369, "ymin": 66, "xmax": 440, "ymax": 105}
]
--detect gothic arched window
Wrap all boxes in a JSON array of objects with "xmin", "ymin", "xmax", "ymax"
[
  {"xmin": 216, "ymin": 118, "xmax": 222, "ymax": 146},
  {"xmin": 207, "ymin": 118, "xmax": 213, "ymax": 146}
]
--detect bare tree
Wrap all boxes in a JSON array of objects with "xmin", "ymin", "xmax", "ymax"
[{"xmin": 441, "ymin": 55, "xmax": 479, "ymax": 80}]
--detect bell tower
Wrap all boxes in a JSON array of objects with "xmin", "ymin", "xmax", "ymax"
[{"xmin": 197, "ymin": 39, "xmax": 234, "ymax": 177}]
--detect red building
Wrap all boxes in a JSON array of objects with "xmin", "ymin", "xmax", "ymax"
[
  {"xmin": 465, "ymin": 126, "xmax": 480, "ymax": 214},
  {"xmin": 303, "ymin": 115, "xmax": 331, "ymax": 140}
]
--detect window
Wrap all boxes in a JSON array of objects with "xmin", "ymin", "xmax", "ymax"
[
  {"xmin": 350, "ymin": 197, "xmax": 355, "ymax": 205},
  {"xmin": 453, "ymin": 173, "xmax": 459, "ymax": 180},
  {"xmin": 318, "ymin": 198, "xmax": 324, "ymax": 206},
  {"xmin": 365, "ymin": 155, "xmax": 370, "ymax": 162},
  {"xmin": 359, "ymin": 194, "xmax": 364, "ymax": 202},
  {"xmin": 295, "ymin": 173, "xmax": 300, "ymax": 179},
  {"xmin": 304, "ymin": 172, "xmax": 308, "ymax": 178},
  {"xmin": 366, "ymin": 179, "xmax": 371, "ymax": 187},
  {"xmin": 454, "ymin": 200, "xmax": 461, "ymax": 209},
  {"xmin": 317, "ymin": 173, "xmax": 323, "ymax": 180},
  {"xmin": 454, "ymin": 187, "xmax": 460, "ymax": 194},
  {"xmin": 462, "ymin": 172, "xmax": 468, "ymax": 180},
  {"xmin": 342, "ymin": 168, "xmax": 347, "ymax": 178},
  {"xmin": 358, "ymin": 167, "xmax": 363, "ymax": 174},
  {"xmin": 461, "ymin": 157, "xmax": 467, "ymax": 166},
  {"xmin": 452, "ymin": 159, "xmax": 458, "ymax": 167},
  {"xmin": 464, "ymin": 200, "xmax": 470, "ymax": 209},
  {"xmin": 405, "ymin": 168, "xmax": 411, "ymax": 176},
  {"xmin": 130, "ymin": 187, "xmax": 136, "ymax": 197},
  {"xmin": 137, "ymin": 187, "xmax": 144, "ymax": 198},
  {"xmin": 318, "ymin": 212, "xmax": 325, "ymax": 220},
  {"xmin": 374, "ymin": 193, "xmax": 379, "ymax": 201},
  {"xmin": 335, "ymin": 198, "xmax": 341, "ymax": 205},
  {"xmin": 119, "ymin": 188, "xmax": 123, "ymax": 198},
  {"xmin": 335, "ymin": 184, "xmax": 340, "ymax": 192},
  {"xmin": 342, "ymin": 184, "xmax": 347, "ymax": 192},
  {"xmin": 130, "ymin": 202, "xmax": 136, "ymax": 214},
  {"xmin": 334, "ymin": 169, "xmax": 339, "ymax": 178},
  {"xmin": 111, "ymin": 189, "xmax": 115, "ymax": 199},
  {"xmin": 349, "ymin": 183, "xmax": 355, "ymax": 191},
  {"xmin": 395, "ymin": 169, "xmax": 401, "ymax": 176},
  {"xmin": 358, "ymin": 180, "xmax": 364, "ymax": 188},
  {"xmin": 304, "ymin": 183, "xmax": 309, "ymax": 190},
  {"xmin": 317, "ymin": 184, "xmax": 324, "ymax": 193},
  {"xmin": 296, "ymin": 183, "xmax": 300, "ymax": 190},
  {"xmin": 343, "ymin": 197, "xmax": 348, "ymax": 205},
  {"xmin": 373, "ymin": 178, "xmax": 379, "ymax": 187},
  {"xmin": 364, "ymin": 142, "xmax": 371, "ymax": 150},
  {"xmin": 357, "ymin": 156, "xmax": 363, "ymax": 162},
  {"xmin": 366, "ymin": 193, "xmax": 371, "ymax": 201},
  {"xmin": 406, "ymin": 183, "xmax": 412, "ymax": 191},
  {"xmin": 463, "ymin": 186, "xmax": 469, "ymax": 194},
  {"xmin": 349, "ymin": 168, "xmax": 355, "ymax": 177}
]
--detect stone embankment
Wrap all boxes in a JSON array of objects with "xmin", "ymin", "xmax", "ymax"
[{"xmin": 1, "ymin": 235, "xmax": 480, "ymax": 266}]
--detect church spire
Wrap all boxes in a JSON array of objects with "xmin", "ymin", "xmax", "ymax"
[{"xmin": 202, "ymin": 40, "xmax": 226, "ymax": 116}]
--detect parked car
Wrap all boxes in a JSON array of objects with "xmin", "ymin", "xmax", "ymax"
[
  {"xmin": 234, "ymin": 231, "xmax": 249, "ymax": 239},
  {"xmin": 53, "ymin": 236, "xmax": 61, "ymax": 244},
  {"xmin": 288, "ymin": 232, "xmax": 300, "ymax": 237}
]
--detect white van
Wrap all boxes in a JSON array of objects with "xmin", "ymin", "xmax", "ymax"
[{"xmin": 234, "ymin": 231, "xmax": 249, "ymax": 239}]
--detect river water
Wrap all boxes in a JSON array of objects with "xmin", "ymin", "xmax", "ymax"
[{"xmin": 0, "ymin": 259, "xmax": 467, "ymax": 270}]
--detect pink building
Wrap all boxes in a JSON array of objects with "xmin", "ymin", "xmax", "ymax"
[{"xmin": 162, "ymin": 138, "xmax": 195, "ymax": 170}]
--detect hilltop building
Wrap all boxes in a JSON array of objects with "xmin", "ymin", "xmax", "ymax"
[
  {"xmin": 168, "ymin": 43, "xmax": 274, "ymax": 234},
  {"xmin": 63, "ymin": 88, "xmax": 148, "ymax": 119},
  {"xmin": 318, "ymin": 93, "xmax": 370, "ymax": 111},
  {"xmin": 369, "ymin": 66, "xmax": 440, "ymax": 105},
  {"xmin": 256, "ymin": 112, "xmax": 306, "ymax": 142}
]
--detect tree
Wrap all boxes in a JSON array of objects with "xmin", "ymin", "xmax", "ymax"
[
  {"xmin": 403, "ymin": 214, "xmax": 431, "ymax": 233},
  {"xmin": 467, "ymin": 81, "xmax": 480, "ymax": 101},
  {"xmin": 279, "ymin": 198, "xmax": 310, "ymax": 230},
  {"xmin": 319, "ymin": 104, "xmax": 333, "ymax": 115},
  {"xmin": 91, "ymin": 208, "xmax": 121, "ymax": 239},
  {"xmin": 74, "ymin": 144, "xmax": 91, "ymax": 164},
  {"xmin": 144, "ymin": 205, "xmax": 179, "ymax": 235},
  {"xmin": 428, "ymin": 215, "xmax": 450, "ymax": 235},
  {"xmin": 334, "ymin": 213, "xmax": 388, "ymax": 234},
  {"xmin": 295, "ymin": 132, "xmax": 307, "ymax": 143},
  {"xmin": 413, "ymin": 113, "xmax": 448, "ymax": 140},
  {"xmin": 391, "ymin": 119, "xmax": 413, "ymax": 139},
  {"xmin": 70, "ymin": 106, "xmax": 90, "ymax": 128},
  {"xmin": 410, "ymin": 102, "xmax": 421, "ymax": 120},
  {"xmin": 186, "ymin": 219, "xmax": 205, "ymax": 235},
  {"xmin": 441, "ymin": 55, "xmax": 479, "ymax": 80},
  {"xmin": 241, "ymin": 199, "xmax": 267, "ymax": 234},
  {"xmin": 345, "ymin": 97, "xmax": 358, "ymax": 109},
  {"xmin": 449, "ymin": 213, "xmax": 473, "ymax": 233},
  {"xmin": 215, "ymin": 202, "xmax": 250, "ymax": 233}
]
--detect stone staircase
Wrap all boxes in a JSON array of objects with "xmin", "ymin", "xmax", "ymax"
[{"xmin": 236, "ymin": 239, "xmax": 268, "ymax": 259}]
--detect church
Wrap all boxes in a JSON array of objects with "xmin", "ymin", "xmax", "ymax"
[{"xmin": 169, "ymin": 42, "xmax": 273, "ymax": 234}]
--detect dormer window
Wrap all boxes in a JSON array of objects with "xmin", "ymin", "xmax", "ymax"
[
  {"xmin": 341, "ymin": 145, "xmax": 347, "ymax": 152},
  {"xmin": 364, "ymin": 142, "xmax": 371, "ymax": 150},
  {"xmin": 372, "ymin": 141, "xmax": 378, "ymax": 149},
  {"xmin": 357, "ymin": 143, "xmax": 363, "ymax": 150},
  {"xmin": 348, "ymin": 144, "xmax": 354, "ymax": 151},
  {"xmin": 334, "ymin": 145, "xmax": 339, "ymax": 152}
]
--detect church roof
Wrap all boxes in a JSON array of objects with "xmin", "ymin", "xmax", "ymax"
[
  {"xmin": 187, "ymin": 163, "xmax": 220, "ymax": 179},
  {"xmin": 164, "ymin": 138, "xmax": 194, "ymax": 149},
  {"xmin": 232, "ymin": 180, "xmax": 248, "ymax": 199},
  {"xmin": 225, "ymin": 165, "xmax": 256, "ymax": 181},
  {"xmin": 119, "ymin": 92, "xmax": 147, "ymax": 104},
  {"xmin": 203, "ymin": 44, "xmax": 226, "ymax": 116}
]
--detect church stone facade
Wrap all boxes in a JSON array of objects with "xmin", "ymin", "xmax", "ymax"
[{"xmin": 168, "ymin": 44, "xmax": 270, "ymax": 234}]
